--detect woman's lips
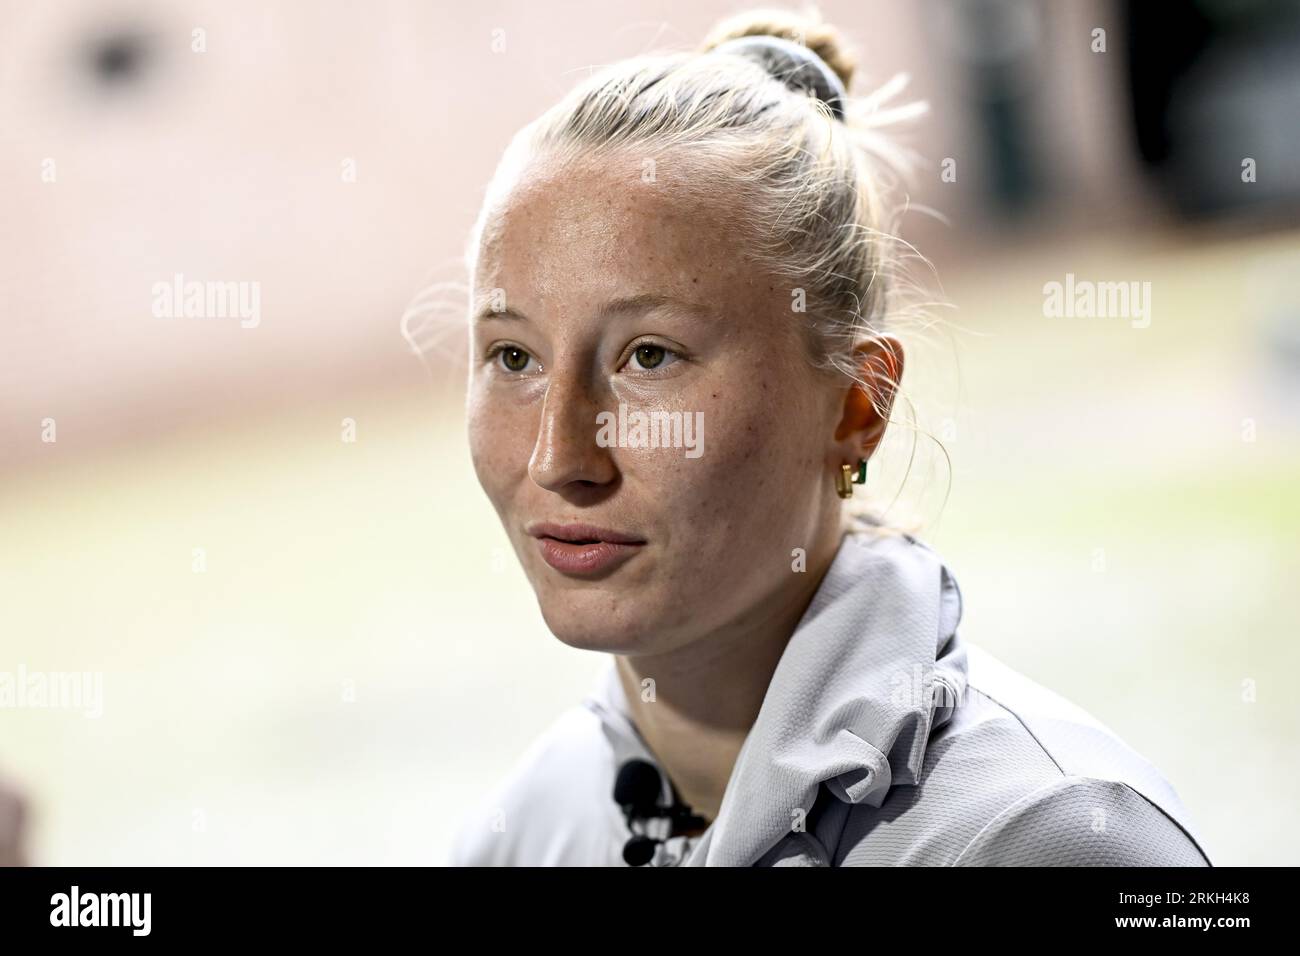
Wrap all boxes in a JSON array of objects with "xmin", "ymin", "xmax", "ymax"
[{"xmin": 527, "ymin": 522, "xmax": 646, "ymax": 576}]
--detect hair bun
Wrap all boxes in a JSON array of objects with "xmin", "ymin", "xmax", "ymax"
[{"xmin": 700, "ymin": 9, "xmax": 856, "ymax": 89}]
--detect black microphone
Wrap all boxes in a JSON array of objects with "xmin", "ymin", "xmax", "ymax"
[
  {"xmin": 614, "ymin": 759, "xmax": 663, "ymax": 815},
  {"xmin": 614, "ymin": 758, "xmax": 709, "ymax": 866}
]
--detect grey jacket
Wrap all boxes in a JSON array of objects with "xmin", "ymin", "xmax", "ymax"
[{"xmin": 450, "ymin": 523, "xmax": 1213, "ymax": 866}]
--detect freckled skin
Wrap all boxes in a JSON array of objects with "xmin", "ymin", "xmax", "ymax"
[{"xmin": 466, "ymin": 152, "xmax": 885, "ymax": 658}]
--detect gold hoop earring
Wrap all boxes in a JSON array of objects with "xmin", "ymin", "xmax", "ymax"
[{"xmin": 835, "ymin": 459, "xmax": 868, "ymax": 498}]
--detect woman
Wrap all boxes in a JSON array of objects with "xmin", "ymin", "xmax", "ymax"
[{"xmin": 448, "ymin": 10, "xmax": 1212, "ymax": 867}]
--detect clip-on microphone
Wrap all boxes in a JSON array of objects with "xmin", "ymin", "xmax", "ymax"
[{"xmin": 614, "ymin": 758, "xmax": 709, "ymax": 866}]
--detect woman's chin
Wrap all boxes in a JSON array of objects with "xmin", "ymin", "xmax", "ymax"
[{"xmin": 535, "ymin": 598, "xmax": 661, "ymax": 655}]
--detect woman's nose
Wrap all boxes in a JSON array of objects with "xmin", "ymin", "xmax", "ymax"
[{"xmin": 528, "ymin": 374, "xmax": 618, "ymax": 492}]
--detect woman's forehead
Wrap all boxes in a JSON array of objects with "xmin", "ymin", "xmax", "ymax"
[{"xmin": 480, "ymin": 154, "xmax": 754, "ymax": 271}]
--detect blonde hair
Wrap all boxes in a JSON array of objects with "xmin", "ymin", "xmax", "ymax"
[{"xmin": 471, "ymin": 8, "xmax": 941, "ymax": 533}]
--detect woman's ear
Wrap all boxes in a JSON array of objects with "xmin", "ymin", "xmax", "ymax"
[{"xmin": 833, "ymin": 335, "xmax": 905, "ymax": 453}]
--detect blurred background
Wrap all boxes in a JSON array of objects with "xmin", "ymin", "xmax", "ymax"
[{"xmin": 1, "ymin": 0, "xmax": 1297, "ymax": 865}]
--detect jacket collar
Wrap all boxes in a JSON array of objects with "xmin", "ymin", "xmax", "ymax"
[{"xmin": 583, "ymin": 517, "xmax": 968, "ymax": 866}]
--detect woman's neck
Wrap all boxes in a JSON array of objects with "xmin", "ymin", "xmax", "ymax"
[{"xmin": 613, "ymin": 530, "xmax": 841, "ymax": 823}]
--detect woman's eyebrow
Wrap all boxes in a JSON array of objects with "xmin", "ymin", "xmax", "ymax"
[
  {"xmin": 473, "ymin": 293, "xmax": 710, "ymax": 325},
  {"xmin": 472, "ymin": 304, "xmax": 527, "ymax": 323},
  {"xmin": 598, "ymin": 293, "xmax": 711, "ymax": 321}
]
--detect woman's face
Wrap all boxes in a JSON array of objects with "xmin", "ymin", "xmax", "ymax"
[{"xmin": 467, "ymin": 152, "xmax": 851, "ymax": 655}]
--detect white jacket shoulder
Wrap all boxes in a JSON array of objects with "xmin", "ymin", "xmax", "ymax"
[
  {"xmin": 957, "ymin": 644, "xmax": 1212, "ymax": 865},
  {"xmin": 954, "ymin": 775, "xmax": 1211, "ymax": 866},
  {"xmin": 447, "ymin": 704, "xmax": 624, "ymax": 867}
]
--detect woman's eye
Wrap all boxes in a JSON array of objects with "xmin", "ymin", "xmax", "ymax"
[
  {"xmin": 492, "ymin": 346, "xmax": 535, "ymax": 373},
  {"xmin": 625, "ymin": 343, "xmax": 680, "ymax": 373}
]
